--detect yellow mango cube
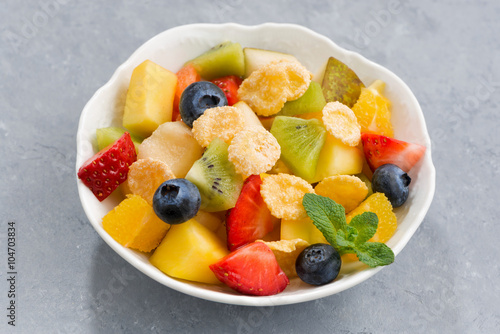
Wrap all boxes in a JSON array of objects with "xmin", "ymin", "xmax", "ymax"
[
  {"xmin": 149, "ymin": 219, "xmax": 229, "ymax": 284},
  {"xmin": 102, "ymin": 194, "xmax": 170, "ymax": 252},
  {"xmin": 310, "ymin": 134, "xmax": 364, "ymax": 183},
  {"xmin": 281, "ymin": 217, "xmax": 328, "ymax": 245},
  {"xmin": 123, "ymin": 60, "xmax": 177, "ymax": 137}
]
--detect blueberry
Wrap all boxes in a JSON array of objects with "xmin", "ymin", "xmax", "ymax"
[
  {"xmin": 295, "ymin": 244, "xmax": 341, "ymax": 286},
  {"xmin": 153, "ymin": 179, "xmax": 201, "ymax": 225},
  {"xmin": 179, "ymin": 81, "xmax": 228, "ymax": 127},
  {"xmin": 371, "ymin": 163, "xmax": 411, "ymax": 208}
]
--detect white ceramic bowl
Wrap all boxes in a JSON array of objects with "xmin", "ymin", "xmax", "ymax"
[{"xmin": 76, "ymin": 23, "xmax": 435, "ymax": 306}]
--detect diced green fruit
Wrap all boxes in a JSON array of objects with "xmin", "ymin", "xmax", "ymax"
[
  {"xmin": 270, "ymin": 116, "xmax": 326, "ymax": 182},
  {"xmin": 185, "ymin": 41, "xmax": 245, "ymax": 80},
  {"xmin": 356, "ymin": 173, "xmax": 373, "ymax": 199},
  {"xmin": 279, "ymin": 81, "xmax": 326, "ymax": 116},
  {"xmin": 96, "ymin": 127, "xmax": 143, "ymax": 153},
  {"xmin": 185, "ymin": 138, "xmax": 244, "ymax": 212},
  {"xmin": 309, "ymin": 135, "xmax": 364, "ymax": 183},
  {"xmin": 243, "ymin": 47, "xmax": 298, "ymax": 78},
  {"xmin": 321, "ymin": 56, "xmax": 364, "ymax": 108},
  {"xmin": 150, "ymin": 219, "xmax": 229, "ymax": 284},
  {"xmin": 123, "ymin": 60, "xmax": 177, "ymax": 138},
  {"xmin": 138, "ymin": 122, "xmax": 203, "ymax": 178},
  {"xmin": 281, "ymin": 218, "xmax": 328, "ymax": 245}
]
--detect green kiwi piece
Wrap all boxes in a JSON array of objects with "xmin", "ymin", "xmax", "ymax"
[
  {"xmin": 96, "ymin": 127, "xmax": 143, "ymax": 153},
  {"xmin": 270, "ymin": 116, "xmax": 326, "ymax": 182},
  {"xmin": 278, "ymin": 81, "xmax": 326, "ymax": 116},
  {"xmin": 321, "ymin": 56, "xmax": 364, "ymax": 107},
  {"xmin": 185, "ymin": 138, "xmax": 243, "ymax": 212},
  {"xmin": 185, "ymin": 41, "xmax": 245, "ymax": 80}
]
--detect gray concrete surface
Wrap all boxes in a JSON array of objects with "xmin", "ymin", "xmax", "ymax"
[{"xmin": 1, "ymin": 0, "xmax": 499, "ymax": 333}]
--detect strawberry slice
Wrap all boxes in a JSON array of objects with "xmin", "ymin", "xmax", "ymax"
[
  {"xmin": 361, "ymin": 133, "xmax": 426, "ymax": 172},
  {"xmin": 78, "ymin": 132, "xmax": 137, "ymax": 201},
  {"xmin": 209, "ymin": 242, "xmax": 289, "ymax": 296},
  {"xmin": 226, "ymin": 175, "xmax": 274, "ymax": 251},
  {"xmin": 211, "ymin": 75, "xmax": 242, "ymax": 106}
]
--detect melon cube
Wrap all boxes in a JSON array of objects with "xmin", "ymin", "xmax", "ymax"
[
  {"xmin": 123, "ymin": 60, "xmax": 177, "ymax": 138},
  {"xmin": 138, "ymin": 122, "xmax": 204, "ymax": 178}
]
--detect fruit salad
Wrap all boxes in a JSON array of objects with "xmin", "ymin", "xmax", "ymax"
[{"xmin": 78, "ymin": 41, "xmax": 426, "ymax": 296}]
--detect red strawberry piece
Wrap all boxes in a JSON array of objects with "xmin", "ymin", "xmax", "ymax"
[
  {"xmin": 361, "ymin": 133, "xmax": 426, "ymax": 172},
  {"xmin": 226, "ymin": 175, "xmax": 274, "ymax": 251},
  {"xmin": 211, "ymin": 75, "xmax": 242, "ymax": 106},
  {"xmin": 209, "ymin": 242, "xmax": 289, "ymax": 296},
  {"xmin": 78, "ymin": 132, "xmax": 137, "ymax": 201}
]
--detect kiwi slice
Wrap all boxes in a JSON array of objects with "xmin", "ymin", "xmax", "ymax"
[
  {"xmin": 185, "ymin": 41, "xmax": 245, "ymax": 80},
  {"xmin": 96, "ymin": 127, "xmax": 143, "ymax": 153},
  {"xmin": 270, "ymin": 116, "xmax": 326, "ymax": 182},
  {"xmin": 185, "ymin": 138, "xmax": 243, "ymax": 212},
  {"xmin": 321, "ymin": 56, "xmax": 364, "ymax": 107},
  {"xmin": 279, "ymin": 81, "xmax": 326, "ymax": 116}
]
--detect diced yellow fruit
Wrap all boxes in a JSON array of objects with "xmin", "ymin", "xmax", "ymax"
[
  {"xmin": 258, "ymin": 116, "xmax": 275, "ymax": 130},
  {"xmin": 311, "ymin": 135, "xmax": 364, "ymax": 183},
  {"xmin": 123, "ymin": 60, "xmax": 177, "ymax": 138},
  {"xmin": 150, "ymin": 219, "xmax": 229, "ymax": 284},
  {"xmin": 298, "ymin": 111, "xmax": 323, "ymax": 121},
  {"xmin": 193, "ymin": 210, "xmax": 224, "ymax": 232},
  {"xmin": 351, "ymin": 80, "xmax": 394, "ymax": 137},
  {"xmin": 260, "ymin": 216, "xmax": 281, "ymax": 242},
  {"xmin": 233, "ymin": 101, "xmax": 264, "ymax": 129},
  {"xmin": 102, "ymin": 194, "xmax": 169, "ymax": 252},
  {"xmin": 259, "ymin": 239, "xmax": 309, "ymax": 277},
  {"xmin": 315, "ymin": 175, "xmax": 368, "ymax": 213},
  {"xmin": 346, "ymin": 192, "xmax": 397, "ymax": 243},
  {"xmin": 268, "ymin": 159, "xmax": 292, "ymax": 175},
  {"xmin": 281, "ymin": 217, "xmax": 328, "ymax": 245},
  {"xmin": 138, "ymin": 122, "xmax": 204, "ymax": 178}
]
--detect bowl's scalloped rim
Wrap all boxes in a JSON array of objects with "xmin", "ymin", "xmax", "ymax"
[{"xmin": 76, "ymin": 23, "xmax": 436, "ymax": 306}]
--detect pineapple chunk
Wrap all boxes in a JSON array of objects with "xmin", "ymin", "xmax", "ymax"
[
  {"xmin": 123, "ymin": 60, "xmax": 177, "ymax": 138},
  {"xmin": 138, "ymin": 122, "xmax": 204, "ymax": 178},
  {"xmin": 310, "ymin": 134, "xmax": 364, "ymax": 183},
  {"xmin": 150, "ymin": 219, "xmax": 229, "ymax": 284},
  {"xmin": 281, "ymin": 218, "xmax": 328, "ymax": 245}
]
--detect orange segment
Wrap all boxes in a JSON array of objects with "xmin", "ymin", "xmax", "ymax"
[
  {"xmin": 346, "ymin": 192, "xmax": 397, "ymax": 243},
  {"xmin": 102, "ymin": 194, "xmax": 169, "ymax": 252},
  {"xmin": 314, "ymin": 175, "xmax": 368, "ymax": 213},
  {"xmin": 351, "ymin": 80, "xmax": 394, "ymax": 137}
]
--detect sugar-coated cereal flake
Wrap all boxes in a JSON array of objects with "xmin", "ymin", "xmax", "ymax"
[
  {"xmin": 228, "ymin": 126, "xmax": 281, "ymax": 176},
  {"xmin": 238, "ymin": 60, "xmax": 312, "ymax": 116},
  {"xmin": 322, "ymin": 101, "xmax": 361, "ymax": 147},
  {"xmin": 260, "ymin": 173, "xmax": 314, "ymax": 220},
  {"xmin": 127, "ymin": 158, "xmax": 175, "ymax": 205},
  {"xmin": 192, "ymin": 106, "xmax": 246, "ymax": 147}
]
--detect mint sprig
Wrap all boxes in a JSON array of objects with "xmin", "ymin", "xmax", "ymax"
[{"xmin": 302, "ymin": 193, "xmax": 394, "ymax": 268}]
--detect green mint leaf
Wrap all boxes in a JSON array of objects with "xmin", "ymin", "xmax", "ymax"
[
  {"xmin": 354, "ymin": 242, "xmax": 395, "ymax": 268},
  {"xmin": 349, "ymin": 212, "xmax": 378, "ymax": 245},
  {"xmin": 302, "ymin": 193, "xmax": 347, "ymax": 232},
  {"xmin": 335, "ymin": 230, "xmax": 356, "ymax": 255}
]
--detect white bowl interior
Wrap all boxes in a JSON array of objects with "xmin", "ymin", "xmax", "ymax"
[{"xmin": 76, "ymin": 23, "xmax": 436, "ymax": 306}]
